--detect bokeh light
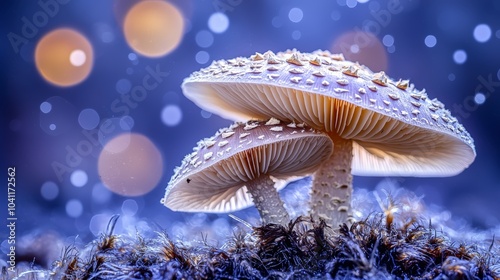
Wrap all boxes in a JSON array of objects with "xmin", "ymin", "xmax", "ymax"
[
  {"xmin": 78, "ymin": 108, "xmax": 100, "ymax": 130},
  {"xmin": 453, "ymin": 49, "xmax": 467, "ymax": 64},
  {"xmin": 116, "ymin": 78, "xmax": 132, "ymax": 94},
  {"xmin": 474, "ymin": 92, "xmax": 486, "ymax": 105},
  {"xmin": 382, "ymin": 34, "xmax": 394, "ymax": 47},
  {"xmin": 128, "ymin": 52, "xmax": 138, "ymax": 62},
  {"xmin": 288, "ymin": 7, "xmax": 304, "ymax": 23},
  {"xmin": 35, "ymin": 28, "xmax": 94, "ymax": 87},
  {"xmin": 98, "ymin": 133, "xmax": 164, "ymax": 197},
  {"xmin": 346, "ymin": 0, "xmax": 357, "ymax": 8},
  {"xmin": 195, "ymin": 30, "xmax": 214, "ymax": 48},
  {"xmin": 473, "ymin": 24, "xmax": 491, "ymax": 43},
  {"xmin": 195, "ymin": 50, "xmax": 210, "ymax": 64},
  {"xmin": 161, "ymin": 104, "xmax": 183, "ymax": 126},
  {"xmin": 123, "ymin": 0, "xmax": 184, "ymax": 57},
  {"xmin": 119, "ymin": 116, "xmax": 135, "ymax": 130},
  {"xmin": 208, "ymin": 12, "xmax": 229, "ymax": 33},
  {"xmin": 70, "ymin": 169, "xmax": 88, "ymax": 187},
  {"xmin": 331, "ymin": 31, "xmax": 388, "ymax": 72},
  {"xmin": 40, "ymin": 102, "xmax": 52, "ymax": 113},
  {"xmin": 424, "ymin": 35, "xmax": 437, "ymax": 48},
  {"xmin": 69, "ymin": 50, "xmax": 86, "ymax": 67},
  {"xmin": 66, "ymin": 199, "xmax": 83, "ymax": 218},
  {"xmin": 41, "ymin": 181, "xmax": 59, "ymax": 200}
]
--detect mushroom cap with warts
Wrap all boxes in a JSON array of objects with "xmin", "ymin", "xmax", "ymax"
[
  {"xmin": 162, "ymin": 119, "xmax": 333, "ymax": 213},
  {"xmin": 181, "ymin": 50, "xmax": 475, "ymax": 177}
]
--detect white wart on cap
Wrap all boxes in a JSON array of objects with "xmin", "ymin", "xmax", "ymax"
[
  {"xmin": 181, "ymin": 49, "xmax": 476, "ymax": 227},
  {"xmin": 162, "ymin": 118, "xmax": 333, "ymax": 225}
]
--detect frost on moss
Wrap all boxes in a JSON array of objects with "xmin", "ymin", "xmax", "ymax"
[{"xmin": 5, "ymin": 211, "xmax": 499, "ymax": 280}]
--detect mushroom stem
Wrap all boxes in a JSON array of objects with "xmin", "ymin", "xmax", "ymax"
[
  {"xmin": 245, "ymin": 175, "xmax": 290, "ymax": 225},
  {"xmin": 309, "ymin": 134, "xmax": 353, "ymax": 229}
]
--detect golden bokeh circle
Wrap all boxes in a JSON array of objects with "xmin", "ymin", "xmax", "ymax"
[
  {"xmin": 98, "ymin": 133, "xmax": 164, "ymax": 197},
  {"xmin": 123, "ymin": 0, "xmax": 184, "ymax": 57},
  {"xmin": 35, "ymin": 28, "xmax": 94, "ymax": 87}
]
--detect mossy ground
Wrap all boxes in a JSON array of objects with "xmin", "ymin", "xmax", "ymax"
[{"xmin": 3, "ymin": 211, "xmax": 499, "ymax": 280}]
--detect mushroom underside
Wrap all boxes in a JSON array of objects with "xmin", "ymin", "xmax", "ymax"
[
  {"xmin": 164, "ymin": 137, "xmax": 332, "ymax": 213},
  {"xmin": 183, "ymin": 82, "xmax": 475, "ymax": 177}
]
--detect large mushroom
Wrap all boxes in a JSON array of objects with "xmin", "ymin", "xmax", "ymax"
[
  {"xmin": 180, "ymin": 49, "xmax": 476, "ymax": 227},
  {"xmin": 162, "ymin": 118, "xmax": 333, "ymax": 225}
]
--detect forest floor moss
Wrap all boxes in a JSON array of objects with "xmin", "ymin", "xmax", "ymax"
[{"xmin": 3, "ymin": 211, "xmax": 499, "ymax": 280}]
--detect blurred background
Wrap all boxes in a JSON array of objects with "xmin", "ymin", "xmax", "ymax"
[{"xmin": 1, "ymin": 0, "xmax": 500, "ymax": 264}]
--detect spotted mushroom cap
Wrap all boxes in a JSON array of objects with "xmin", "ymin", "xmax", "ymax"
[
  {"xmin": 162, "ymin": 118, "xmax": 333, "ymax": 213},
  {"xmin": 182, "ymin": 49, "xmax": 475, "ymax": 177}
]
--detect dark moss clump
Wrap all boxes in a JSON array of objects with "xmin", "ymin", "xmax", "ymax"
[{"xmin": 4, "ymin": 214, "xmax": 499, "ymax": 280}]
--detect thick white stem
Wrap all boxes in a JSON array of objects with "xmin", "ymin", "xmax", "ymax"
[
  {"xmin": 308, "ymin": 135, "xmax": 353, "ymax": 229},
  {"xmin": 246, "ymin": 175, "xmax": 290, "ymax": 226}
]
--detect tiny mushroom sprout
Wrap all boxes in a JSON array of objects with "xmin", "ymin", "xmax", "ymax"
[
  {"xmin": 180, "ymin": 49, "xmax": 476, "ymax": 228},
  {"xmin": 161, "ymin": 118, "xmax": 333, "ymax": 226}
]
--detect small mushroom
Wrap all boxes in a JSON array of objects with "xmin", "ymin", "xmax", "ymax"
[
  {"xmin": 161, "ymin": 119, "xmax": 333, "ymax": 225},
  {"xmin": 181, "ymin": 49, "xmax": 476, "ymax": 228}
]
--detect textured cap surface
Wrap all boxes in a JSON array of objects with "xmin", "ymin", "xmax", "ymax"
[
  {"xmin": 182, "ymin": 50, "xmax": 475, "ymax": 177},
  {"xmin": 162, "ymin": 119, "xmax": 333, "ymax": 213}
]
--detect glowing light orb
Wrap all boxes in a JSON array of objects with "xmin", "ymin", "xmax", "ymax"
[
  {"xmin": 98, "ymin": 133, "xmax": 163, "ymax": 197},
  {"xmin": 288, "ymin": 7, "xmax": 303, "ymax": 23},
  {"xmin": 66, "ymin": 199, "xmax": 83, "ymax": 218},
  {"xmin": 41, "ymin": 181, "xmax": 59, "ymax": 200},
  {"xmin": 208, "ymin": 12, "xmax": 229, "ymax": 33},
  {"xmin": 453, "ymin": 49, "xmax": 467, "ymax": 64},
  {"xmin": 424, "ymin": 35, "xmax": 437, "ymax": 48},
  {"xmin": 123, "ymin": 0, "xmax": 184, "ymax": 57},
  {"xmin": 331, "ymin": 31, "xmax": 388, "ymax": 72},
  {"xmin": 69, "ymin": 49, "xmax": 86, "ymax": 67},
  {"xmin": 473, "ymin": 24, "xmax": 491, "ymax": 43},
  {"xmin": 70, "ymin": 169, "xmax": 88, "ymax": 187},
  {"xmin": 161, "ymin": 104, "xmax": 182, "ymax": 126},
  {"xmin": 35, "ymin": 28, "xmax": 93, "ymax": 87}
]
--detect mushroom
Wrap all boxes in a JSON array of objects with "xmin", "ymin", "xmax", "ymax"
[
  {"xmin": 161, "ymin": 118, "xmax": 333, "ymax": 225},
  {"xmin": 180, "ymin": 49, "xmax": 476, "ymax": 228}
]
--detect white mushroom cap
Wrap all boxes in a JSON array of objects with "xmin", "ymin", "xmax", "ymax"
[
  {"xmin": 182, "ymin": 50, "xmax": 475, "ymax": 177},
  {"xmin": 162, "ymin": 119, "xmax": 333, "ymax": 213}
]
